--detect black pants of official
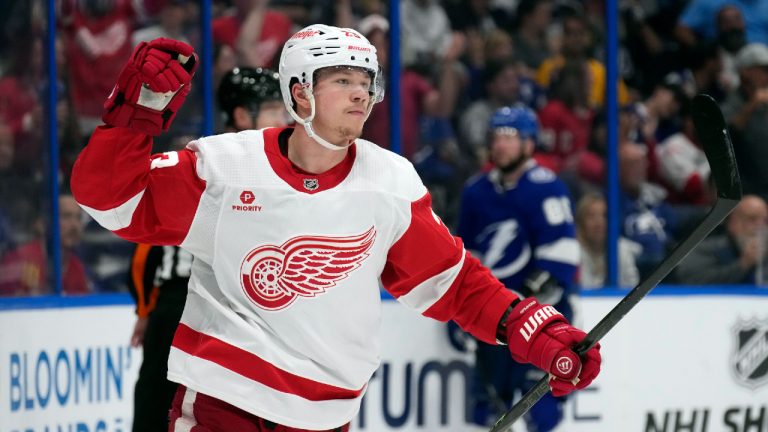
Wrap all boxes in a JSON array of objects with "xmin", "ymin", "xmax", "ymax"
[{"xmin": 133, "ymin": 293, "xmax": 186, "ymax": 432}]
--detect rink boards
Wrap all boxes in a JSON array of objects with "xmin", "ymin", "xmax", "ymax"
[{"xmin": 1, "ymin": 289, "xmax": 767, "ymax": 432}]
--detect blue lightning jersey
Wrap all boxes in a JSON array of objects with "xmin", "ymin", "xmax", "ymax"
[{"xmin": 457, "ymin": 162, "xmax": 579, "ymax": 299}]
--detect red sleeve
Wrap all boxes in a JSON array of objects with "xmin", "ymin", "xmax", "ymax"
[
  {"xmin": 70, "ymin": 125, "xmax": 205, "ymax": 245},
  {"xmin": 381, "ymin": 193, "xmax": 518, "ymax": 345}
]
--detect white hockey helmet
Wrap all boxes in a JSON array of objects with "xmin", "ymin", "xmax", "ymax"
[{"xmin": 279, "ymin": 24, "xmax": 384, "ymax": 150}]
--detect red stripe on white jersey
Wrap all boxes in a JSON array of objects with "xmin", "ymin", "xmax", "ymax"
[
  {"xmin": 172, "ymin": 323, "xmax": 364, "ymax": 401},
  {"xmin": 382, "ymin": 193, "xmax": 463, "ymax": 298},
  {"xmin": 71, "ymin": 126, "xmax": 205, "ymax": 245},
  {"xmin": 381, "ymin": 192, "xmax": 518, "ymax": 344}
]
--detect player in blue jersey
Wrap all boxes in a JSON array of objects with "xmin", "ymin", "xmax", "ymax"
[{"xmin": 455, "ymin": 105, "xmax": 580, "ymax": 431}]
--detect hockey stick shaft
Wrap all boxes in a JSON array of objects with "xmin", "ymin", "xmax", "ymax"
[
  {"xmin": 489, "ymin": 94, "xmax": 742, "ymax": 432},
  {"xmin": 489, "ymin": 199, "xmax": 737, "ymax": 431}
]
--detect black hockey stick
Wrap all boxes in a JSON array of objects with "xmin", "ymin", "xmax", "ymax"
[{"xmin": 489, "ymin": 94, "xmax": 743, "ymax": 432}]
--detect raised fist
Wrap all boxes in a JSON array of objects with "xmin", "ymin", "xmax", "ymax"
[
  {"xmin": 504, "ymin": 298, "xmax": 601, "ymax": 396},
  {"xmin": 103, "ymin": 38, "xmax": 198, "ymax": 136}
]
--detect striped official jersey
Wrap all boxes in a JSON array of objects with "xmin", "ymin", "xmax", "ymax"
[
  {"xmin": 71, "ymin": 126, "xmax": 517, "ymax": 429},
  {"xmin": 128, "ymin": 244, "xmax": 191, "ymax": 317},
  {"xmin": 457, "ymin": 161, "xmax": 579, "ymax": 300}
]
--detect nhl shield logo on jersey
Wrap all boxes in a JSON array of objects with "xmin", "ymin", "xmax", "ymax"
[
  {"xmin": 303, "ymin": 178, "xmax": 319, "ymax": 191},
  {"xmin": 239, "ymin": 227, "xmax": 376, "ymax": 310},
  {"xmin": 731, "ymin": 318, "xmax": 768, "ymax": 389}
]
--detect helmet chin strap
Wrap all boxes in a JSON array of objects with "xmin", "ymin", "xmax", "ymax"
[
  {"xmin": 290, "ymin": 90, "xmax": 349, "ymax": 151},
  {"xmin": 289, "ymin": 89, "xmax": 375, "ymax": 151}
]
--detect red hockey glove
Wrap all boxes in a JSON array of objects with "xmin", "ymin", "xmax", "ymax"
[
  {"xmin": 103, "ymin": 38, "xmax": 198, "ymax": 136},
  {"xmin": 504, "ymin": 298, "xmax": 601, "ymax": 397}
]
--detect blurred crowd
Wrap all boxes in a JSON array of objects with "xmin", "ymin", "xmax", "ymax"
[{"xmin": 2, "ymin": 0, "xmax": 768, "ymax": 296}]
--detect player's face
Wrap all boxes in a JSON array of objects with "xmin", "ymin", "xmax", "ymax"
[
  {"xmin": 490, "ymin": 132, "xmax": 531, "ymax": 172},
  {"xmin": 255, "ymin": 100, "xmax": 290, "ymax": 129},
  {"xmin": 311, "ymin": 67, "xmax": 372, "ymax": 143}
]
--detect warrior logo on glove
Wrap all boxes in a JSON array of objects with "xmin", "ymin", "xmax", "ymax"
[
  {"xmin": 556, "ymin": 356, "xmax": 574, "ymax": 376},
  {"xmin": 505, "ymin": 298, "xmax": 601, "ymax": 396}
]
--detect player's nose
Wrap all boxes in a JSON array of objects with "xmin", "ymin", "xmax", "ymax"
[{"xmin": 349, "ymin": 83, "xmax": 370, "ymax": 102}]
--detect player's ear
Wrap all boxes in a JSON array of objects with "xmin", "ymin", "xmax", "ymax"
[{"xmin": 291, "ymin": 82, "xmax": 311, "ymax": 113}]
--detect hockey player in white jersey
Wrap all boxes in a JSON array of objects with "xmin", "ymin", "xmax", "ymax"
[{"xmin": 70, "ymin": 26, "xmax": 601, "ymax": 431}]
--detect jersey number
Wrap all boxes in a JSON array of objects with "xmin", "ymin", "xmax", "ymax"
[
  {"xmin": 543, "ymin": 197, "xmax": 573, "ymax": 225},
  {"xmin": 150, "ymin": 152, "xmax": 180, "ymax": 170}
]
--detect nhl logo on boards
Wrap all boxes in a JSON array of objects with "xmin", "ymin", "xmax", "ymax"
[
  {"xmin": 303, "ymin": 178, "xmax": 319, "ymax": 191},
  {"xmin": 731, "ymin": 318, "xmax": 768, "ymax": 389}
]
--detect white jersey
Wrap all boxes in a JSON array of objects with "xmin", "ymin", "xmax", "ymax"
[{"xmin": 71, "ymin": 126, "xmax": 516, "ymax": 429}]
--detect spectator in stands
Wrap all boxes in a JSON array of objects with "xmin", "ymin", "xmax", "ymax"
[
  {"xmin": 212, "ymin": 0, "xmax": 293, "ymax": 68},
  {"xmin": 676, "ymin": 0, "xmax": 768, "ymax": 48},
  {"xmin": 359, "ymin": 14, "xmax": 463, "ymax": 160},
  {"xmin": 459, "ymin": 59, "xmax": 520, "ymax": 164},
  {"xmin": 717, "ymin": 5, "xmax": 748, "ymax": 92},
  {"xmin": 461, "ymin": 29, "xmax": 545, "ymax": 110},
  {"xmin": 676, "ymin": 195, "xmax": 768, "ymax": 284},
  {"xmin": 722, "ymin": 43, "xmax": 768, "ymax": 203},
  {"xmin": 0, "ymin": 35, "xmax": 44, "ymax": 174},
  {"xmin": 400, "ymin": 0, "xmax": 453, "ymax": 68},
  {"xmin": 0, "ymin": 118, "xmax": 40, "ymax": 247},
  {"xmin": 654, "ymin": 99, "xmax": 712, "ymax": 206},
  {"xmin": 58, "ymin": 0, "xmax": 162, "ymax": 132},
  {"xmin": 537, "ymin": 61, "xmax": 601, "ymax": 186},
  {"xmin": 619, "ymin": 0, "xmax": 672, "ymax": 96},
  {"xmin": 512, "ymin": 0, "xmax": 554, "ymax": 73},
  {"xmin": 619, "ymin": 143, "xmax": 676, "ymax": 278},
  {"xmin": 0, "ymin": 193, "xmax": 91, "ymax": 296},
  {"xmin": 132, "ymin": 0, "xmax": 191, "ymax": 46},
  {"xmin": 210, "ymin": 43, "xmax": 238, "ymax": 133},
  {"xmin": 536, "ymin": 12, "xmax": 630, "ymax": 108},
  {"xmin": 444, "ymin": 0, "xmax": 513, "ymax": 37},
  {"xmin": 634, "ymin": 80, "xmax": 688, "ymax": 143},
  {"xmin": 576, "ymin": 192, "xmax": 641, "ymax": 289},
  {"xmin": 682, "ymin": 41, "xmax": 727, "ymax": 102}
]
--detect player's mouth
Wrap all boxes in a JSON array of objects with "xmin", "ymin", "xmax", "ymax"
[{"xmin": 346, "ymin": 109, "xmax": 366, "ymax": 117}]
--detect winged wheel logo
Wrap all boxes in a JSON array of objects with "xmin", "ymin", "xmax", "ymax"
[{"xmin": 240, "ymin": 227, "xmax": 376, "ymax": 310}]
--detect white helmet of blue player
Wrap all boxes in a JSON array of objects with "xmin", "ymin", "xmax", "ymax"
[{"xmin": 279, "ymin": 24, "xmax": 385, "ymax": 151}]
